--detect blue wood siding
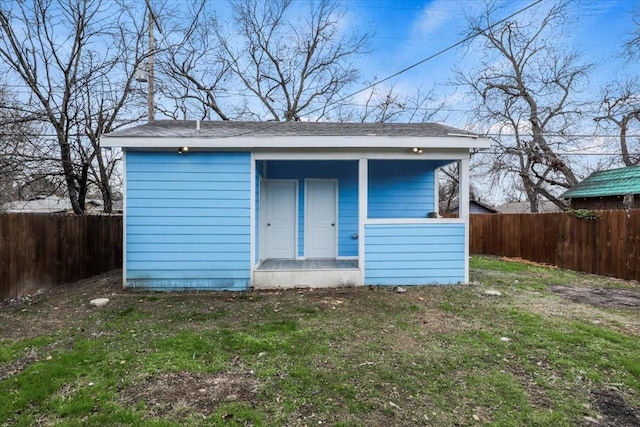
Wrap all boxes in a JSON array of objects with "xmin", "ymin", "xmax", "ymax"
[
  {"xmin": 266, "ymin": 160, "xmax": 358, "ymax": 257},
  {"xmin": 364, "ymin": 223, "xmax": 465, "ymax": 285},
  {"xmin": 126, "ymin": 151, "xmax": 251, "ymax": 290},
  {"xmin": 368, "ymin": 160, "xmax": 436, "ymax": 218}
]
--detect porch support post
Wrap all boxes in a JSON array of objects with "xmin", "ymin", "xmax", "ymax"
[
  {"xmin": 358, "ymin": 158, "xmax": 368, "ymax": 285},
  {"xmin": 122, "ymin": 150, "xmax": 128, "ymax": 288},
  {"xmin": 459, "ymin": 155, "xmax": 470, "ymax": 283},
  {"xmin": 433, "ymin": 167, "xmax": 440, "ymax": 217},
  {"xmin": 250, "ymin": 152, "xmax": 256, "ymax": 286}
]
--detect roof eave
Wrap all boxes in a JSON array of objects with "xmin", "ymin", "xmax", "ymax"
[
  {"xmin": 101, "ymin": 134, "xmax": 492, "ymax": 150},
  {"xmin": 564, "ymin": 192, "xmax": 636, "ymax": 199}
]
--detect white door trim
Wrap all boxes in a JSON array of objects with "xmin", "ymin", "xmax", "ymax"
[
  {"xmin": 250, "ymin": 153, "xmax": 256, "ymax": 274},
  {"xmin": 358, "ymin": 159, "xmax": 367, "ymax": 285},
  {"xmin": 304, "ymin": 178, "xmax": 338, "ymax": 259},
  {"xmin": 261, "ymin": 179, "xmax": 298, "ymax": 259},
  {"xmin": 258, "ymin": 177, "xmax": 265, "ymax": 263}
]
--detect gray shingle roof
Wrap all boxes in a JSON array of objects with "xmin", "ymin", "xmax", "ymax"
[
  {"xmin": 562, "ymin": 165, "xmax": 640, "ymax": 199},
  {"xmin": 495, "ymin": 201, "xmax": 562, "ymax": 214},
  {"xmin": 104, "ymin": 120, "xmax": 477, "ymax": 139}
]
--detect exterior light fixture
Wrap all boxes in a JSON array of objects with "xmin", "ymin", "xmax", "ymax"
[
  {"xmin": 178, "ymin": 146, "xmax": 189, "ymax": 154},
  {"xmin": 412, "ymin": 147, "xmax": 423, "ymax": 154}
]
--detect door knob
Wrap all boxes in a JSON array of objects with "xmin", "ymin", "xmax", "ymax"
[
  {"xmin": 267, "ymin": 223, "xmax": 271, "ymax": 226},
  {"xmin": 331, "ymin": 223, "xmax": 335, "ymax": 226}
]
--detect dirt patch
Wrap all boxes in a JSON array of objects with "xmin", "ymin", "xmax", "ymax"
[
  {"xmin": 549, "ymin": 285, "xmax": 640, "ymax": 310},
  {"xmin": 592, "ymin": 387, "xmax": 640, "ymax": 427},
  {"xmin": 120, "ymin": 371, "xmax": 259, "ymax": 420},
  {"xmin": 416, "ymin": 308, "xmax": 477, "ymax": 335},
  {"xmin": 0, "ymin": 347, "xmax": 44, "ymax": 382},
  {"xmin": 0, "ymin": 270, "xmax": 124, "ymax": 340},
  {"xmin": 500, "ymin": 257, "xmax": 557, "ymax": 269},
  {"xmin": 504, "ymin": 363, "xmax": 556, "ymax": 412}
]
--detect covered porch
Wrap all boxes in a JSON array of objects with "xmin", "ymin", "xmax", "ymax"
[{"xmin": 251, "ymin": 153, "xmax": 472, "ymax": 289}]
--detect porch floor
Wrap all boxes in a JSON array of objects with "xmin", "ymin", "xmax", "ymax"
[{"xmin": 256, "ymin": 259, "xmax": 358, "ymax": 271}]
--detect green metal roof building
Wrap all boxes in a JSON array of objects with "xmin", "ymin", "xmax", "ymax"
[{"xmin": 562, "ymin": 165, "xmax": 640, "ymax": 210}]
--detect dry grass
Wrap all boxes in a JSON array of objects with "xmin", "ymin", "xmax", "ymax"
[{"xmin": 1, "ymin": 257, "xmax": 639, "ymax": 426}]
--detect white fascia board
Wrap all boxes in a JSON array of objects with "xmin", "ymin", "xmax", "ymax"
[
  {"xmin": 101, "ymin": 135, "xmax": 491, "ymax": 150},
  {"xmin": 254, "ymin": 149, "xmax": 470, "ymax": 161}
]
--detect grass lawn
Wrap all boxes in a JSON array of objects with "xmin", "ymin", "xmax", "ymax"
[{"xmin": 1, "ymin": 256, "xmax": 639, "ymax": 426}]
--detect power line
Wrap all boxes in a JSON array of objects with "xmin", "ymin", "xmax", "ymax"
[
  {"xmin": 301, "ymin": 0, "xmax": 546, "ymax": 119},
  {"xmin": 2, "ymin": 80, "xmax": 633, "ymax": 117},
  {"xmin": 478, "ymin": 151, "xmax": 636, "ymax": 157},
  {"xmin": 484, "ymin": 133, "xmax": 640, "ymax": 138},
  {"xmin": 204, "ymin": 0, "xmax": 546, "ymax": 137}
]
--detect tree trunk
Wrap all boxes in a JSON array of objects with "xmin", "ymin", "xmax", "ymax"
[{"xmin": 58, "ymin": 137, "xmax": 84, "ymax": 214}]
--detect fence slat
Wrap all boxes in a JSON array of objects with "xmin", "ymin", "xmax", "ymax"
[{"xmin": 0, "ymin": 213, "xmax": 122, "ymax": 300}]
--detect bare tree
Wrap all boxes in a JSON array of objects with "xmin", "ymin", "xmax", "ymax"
[
  {"xmin": 438, "ymin": 164, "xmax": 460, "ymax": 214},
  {"xmin": 153, "ymin": 1, "xmax": 231, "ymax": 121},
  {"xmin": 0, "ymin": 88, "xmax": 34, "ymax": 205},
  {"xmin": 600, "ymin": 9, "xmax": 640, "ymax": 168},
  {"xmin": 213, "ymin": 0, "xmax": 370, "ymax": 121},
  {"xmin": 0, "ymin": 85, "xmax": 62, "ymax": 205},
  {"xmin": 0, "ymin": 0, "xmax": 148, "ymax": 213},
  {"xmin": 74, "ymin": 1, "xmax": 149, "ymax": 212},
  {"xmin": 319, "ymin": 84, "xmax": 445, "ymax": 124},
  {"xmin": 594, "ymin": 80, "xmax": 640, "ymax": 167},
  {"xmin": 437, "ymin": 160, "xmax": 489, "ymax": 216},
  {"xmin": 457, "ymin": 1, "xmax": 590, "ymax": 212},
  {"xmin": 349, "ymin": 85, "xmax": 444, "ymax": 123},
  {"xmin": 625, "ymin": 4, "xmax": 640, "ymax": 59}
]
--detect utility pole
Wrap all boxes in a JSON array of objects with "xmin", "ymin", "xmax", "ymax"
[{"xmin": 146, "ymin": 1, "xmax": 155, "ymax": 122}]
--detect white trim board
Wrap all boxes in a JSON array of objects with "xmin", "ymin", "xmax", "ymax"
[
  {"xmin": 433, "ymin": 167, "xmax": 440, "ymax": 217},
  {"xmin": 358, "ymin": 159, "xmax": 368, "ymax": 285},
  {"xmin": 122, "ymin": 150, "xmax": 128, "ymax": 289},
  {"xmin": 114, "ymin": 147, "xmax": 473, "ymax": 162},
  {"xmin": 258, "ymin": 177, "xmax": 266, "ymax": 265},
  {"xmin": 103, "ymin": 135, "xmax": 491, "ymax": 150},
  {"xmin": 459, "ymin": 157, "xmax": 471, "ymax": 283},
  {"xmin": 365, "ymin": 218, "xmax": 465, "ymax": 225},
  {"xmin": 253, "ymin": 149, "xmax": 471, "ymax": 161},
  {"xmin": 249, "ymin": 152, "xmax": 256, "ymax": 278}
]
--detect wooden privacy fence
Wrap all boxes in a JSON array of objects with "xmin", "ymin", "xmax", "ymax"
[
  {"xmin": 470, "ymin": 210, "xmax": 640, "ymax": 281},
  {"xmin": 0, "ymin": 214, "xmax": 122, "ymax": 300}
]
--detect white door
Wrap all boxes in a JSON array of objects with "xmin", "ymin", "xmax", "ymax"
[
  {"xmin": 263, "ymin": 180, "xmax": 297, "ymax": 259},
  {"xmin": 306, "ymin": 179, "xmax": 337, "ymax": 258}
]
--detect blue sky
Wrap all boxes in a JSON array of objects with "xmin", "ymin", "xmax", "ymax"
[
  {"xmin": 332, "ymin": 0, "xmax": 640, "ymax": 126},
  {"xmin": 317, "ymin": 0, "xmax": 640, "ymax": 202},
  {"xmin": 129, "ymin": 0, "xmax": 640, "ymax": 126}
]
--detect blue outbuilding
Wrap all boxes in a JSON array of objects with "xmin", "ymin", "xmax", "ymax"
[{"xmin": 102, "ymin": 121, "xmax": 490, "ymax": 290}]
